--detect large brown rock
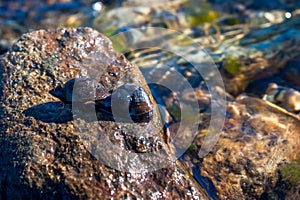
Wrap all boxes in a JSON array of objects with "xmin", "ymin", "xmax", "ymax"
[{"xmin": 0, "ymin": 27, "xmax": 208, "ymax": 199}]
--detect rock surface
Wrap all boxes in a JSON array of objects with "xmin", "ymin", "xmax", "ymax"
[
  {"xmin": 183, "ymin": 97, "xmax": 300, "ymax": 199},
  {"xmin": 93, "ymin": 5, "xmax": 300, "ymax": 197},
  {"xmin": 0, "ymin": 27, "xmax": 208, "ymax": 199}
]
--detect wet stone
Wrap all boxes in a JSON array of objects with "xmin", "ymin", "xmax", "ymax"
[
  {"xmin": 0, "ymin": 27, "xmax": 208, "ymax": 199},
  {"xmin": 183, "ymin": 97, "xmax": 300, "ymax": 199}
]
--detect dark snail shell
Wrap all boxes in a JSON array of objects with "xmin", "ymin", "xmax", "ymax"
[
  {"xmin": 124, "ymin": 83, "xmax": 153, "ymax": 123},
  {"xmin": 128, "ymin": 84, "xmax": 154, "ymax": 122},
  {"xmin": 96, "ymin": 83, "xmax": 153, "ymax": 123}
]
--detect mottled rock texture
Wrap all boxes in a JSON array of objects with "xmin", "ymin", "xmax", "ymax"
[
  {"xmin": 0, "ymin": 27, "xmax": 207, "ymax": 199},
  {"xmin": 183, "ymin": 97, "xmax": 300, "ymax": 199}
]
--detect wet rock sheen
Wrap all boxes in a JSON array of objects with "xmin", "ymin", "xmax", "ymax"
[{"xmin": 0, "ymin": 27, "xmax": 207, "ymax": 199}]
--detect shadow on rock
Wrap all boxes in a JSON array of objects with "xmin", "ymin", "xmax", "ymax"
[
  {"xmin": 23, "ymin": 101, "xmax": 119, "ymax": 124},
  {"xmin": 23, "ymin": 101, "xmax": 73, "ymax": 123}
]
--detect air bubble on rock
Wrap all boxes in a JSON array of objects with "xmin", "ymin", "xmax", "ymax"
[
  {"xmin": 285, "ymin": 12, "xmax": 292, "ymax": 19},
  {"xmin": 92, "ymin": 2, "xmax": 103, "ymax": 14}
]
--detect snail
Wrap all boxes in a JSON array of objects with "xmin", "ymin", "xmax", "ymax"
[
  {"xmin": 263, "ymin": 83, "xmax": 300, "ymax": 112},
  {"xmin": 49, "ymin": 78, "xmax": 109, "ymax": 104},
  {"xmin": 49, "ymin": 78, "xmax": 153, "ymax": 123}
]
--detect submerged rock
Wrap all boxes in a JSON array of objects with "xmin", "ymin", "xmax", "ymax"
[
  {"xmin": 0, "ymin": 27, "xmax": 208, "ymax": 199},
  {"xmin": 183, "ymin": 97, "xmax": 300, "ymax": 199}
]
